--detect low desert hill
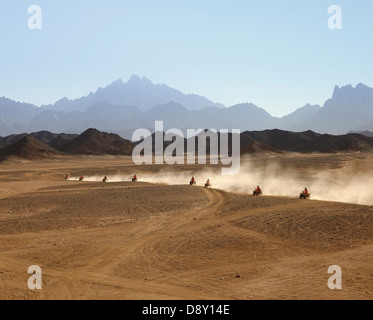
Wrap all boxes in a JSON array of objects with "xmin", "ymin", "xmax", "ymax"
[
  {"xmin": 1, "ymin": 128, "xmax": 373, "ymax": 160},
  {"xmin": 240, "ymin": 130, "xmax": 373, "ymax": 153},
  {"xmin": 59, "ymin": 128, "xmax": 135, "ymax": 155},
  {"xmin": 0, "ymin": 136, "xmax": 65, "ymax": 161},
  {"xmin": 0, "ymin": 131, "xmax": 78, "ymax": 149}
]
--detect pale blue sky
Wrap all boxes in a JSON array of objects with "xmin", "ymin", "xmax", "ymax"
[{"xmin": 1, "ymin": 0, "xmax": 372, "ymax": 116}]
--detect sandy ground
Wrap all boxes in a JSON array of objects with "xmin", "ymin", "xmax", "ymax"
[{"xmin": 0, "ymin": 154, "xmax": 372, "ymax": 300}]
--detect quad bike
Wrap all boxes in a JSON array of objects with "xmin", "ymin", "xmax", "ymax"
[
  {"xmin": 132, "ymin": 177, "xmax": 138, "ymax": 182},
  {"xmin": 299, "ymin": 192, "xmax": 311, "ymax": 200},
  {"xmin": 205, "ymin": 181, "xmax": 212, "ymax": 188},
  {"xmin": 103, "ymin": 177, "xmax": 108, "ymax": 183},
  {"xmin": 190, "ymin": 180, "xmax": 196, "ymax": 186},
  {"xmin": 79, "ymin": 176, "xmax": 84, "ymax": 181},
  {"xmin": 253, "ymin": 189, "xmax": 262, "ymax": 196}
]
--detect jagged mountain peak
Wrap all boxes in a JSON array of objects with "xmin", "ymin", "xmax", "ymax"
[
  {"xmin": 127, "ymin": 74, "xmax": 152, "ymax": 84},
  {"xmin": 333, "ymin": 83, "xmax": 373, "ymax": 99}
]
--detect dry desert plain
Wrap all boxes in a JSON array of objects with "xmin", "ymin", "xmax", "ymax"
[{"xmin": 0, "ymin": 153, "xmax": 372, "ymax": 300}]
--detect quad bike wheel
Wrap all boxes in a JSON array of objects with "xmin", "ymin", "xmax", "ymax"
[{"xmin": 300, "ymin": 193, "xmax": 311, "ymax": 200}]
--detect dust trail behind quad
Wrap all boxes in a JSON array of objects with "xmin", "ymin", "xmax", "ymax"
[{"xmin": 68, "ymin": 160, "xmax": 373, "ymax": 206}]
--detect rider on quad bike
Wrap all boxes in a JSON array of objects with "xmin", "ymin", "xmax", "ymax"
[
  {"xmin": 103, "ymin": 176, "xmax": 108, "ymax": 183},
  {"xmin": 132, "ymin": 175, "xmax": 138, "ymax": 182},
  {"xmin": 299, "ymin": 187, "xmax": 311, "ymax": 199},
  {"xmin": 253, "ymin": 185, "xmax": 262, "ymax": 196},
  {"xmin": 205, "ymin": 179, "xmax": 211, "ymax": 188},
  {"xmin": 190, "ymin": 177, "xmax": 196, "ymax": 186},
  {"xmin": 79, "ymin": 175, "xmax": 84, "ymax": 181}
]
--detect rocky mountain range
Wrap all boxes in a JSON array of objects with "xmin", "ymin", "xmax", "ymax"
[{"xmin": 1, "ymin": 76, "xmax": 373, "ymax": 138}]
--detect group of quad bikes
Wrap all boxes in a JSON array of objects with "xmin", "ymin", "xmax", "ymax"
[
  {"xmin": 190, "ymin": 177, "xmax": 311, "ymax": 200},
  {"xmin": 66, "ymin": 174, "xmax": 311, "ymax": 200},
  {"xmin": 189, "ymin": 177, "xmax": 211, "ymax": 188},
  {"xmin": 253, "ymin": 186, "xmax": 311, "ymax": 199},
  {"xmin": 254, "ymin": 186, "xmax": 311, "ymax": 199},
  {"xmin": 65, "ymin": 174, "xmax": 138, "ymax": 183}
]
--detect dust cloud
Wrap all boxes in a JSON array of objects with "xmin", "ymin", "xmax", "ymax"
[{"xmin": 67, "ymin": 161, "xmax": 373, "ymax": 206}]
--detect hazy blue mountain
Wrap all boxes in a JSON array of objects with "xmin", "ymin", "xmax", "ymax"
[
  {"xmin": 356, "ymin": 130, "xmax": 373, "ymax": 137},
  {"xmin": 28, "ymin": 101, "xmax": 279, "ymax": 138},
  {"xmin": 0, "ymin": 114, "xmax": 13, "ymax": 136},
  {"xmin": 2, "ymin": 79, "xmax": 373, "ymax": 138},
  {"xmin": 0, "ymin": 97, "xmax": 41, "ymax": 135},
  {"xmin": 78, "ymin": 102, "xmax": 144, "ymax": 133},
  {"xmin": 0, "ymin": 97, "xmax": 40, "ymax": 124},
  {"xmin": 278, "ymin": 104, "xmax": 322, "ymax": 131},
  {"xmin": 193, "ymin": 103, "xmax": 277, "ymax": 131},
  {"xmin": 354, "ymin": 121, "xmax": 373, "ymax": 133},
  {"xmin": 145, "ymin": 102, "xmax": 201, "ymax": 130},
  {"xmin": 296, "ymin": 83, "xmax": 373, "ymax": 134},
  {"xmin": 350, "ymin": 130, "xmax": 373, "ymax": 137},
  {"xmin": 27, "ymin": 110, "xmax": 82, "ymax": 134},
  {"xmin": 41, "ymin": 75, "xmax": 225, "ymax": 113}
]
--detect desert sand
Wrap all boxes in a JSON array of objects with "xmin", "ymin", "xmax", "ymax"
[{"xmin": 0, "ymin": 153, "xmax": 372, "ymax": 300}]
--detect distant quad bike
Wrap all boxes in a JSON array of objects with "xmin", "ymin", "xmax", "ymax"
[
  {"xmin": 132, "ymin": 176, "xmax": 138, "ymax": 182},
  {"xmin": 253, "ymin": 189, "xmax": 262, "ymax": 196},
  {"xmin": 190, "ymin": 180, "xmax": 196, "ymax": 186},
  {"xmin": 299, "ymin": 192, "xmax": 311, "ymax": 200},
  {"xmin": 79, "ymin": 176, "xmax": 84, "ymax": 181},
  {"xmin": 205, "ymin": 181, "xmax": 211, "ymax": 188},
  {"xmin": 103, "ymin": 176, "xmax": 108, "ymax": 183}
]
